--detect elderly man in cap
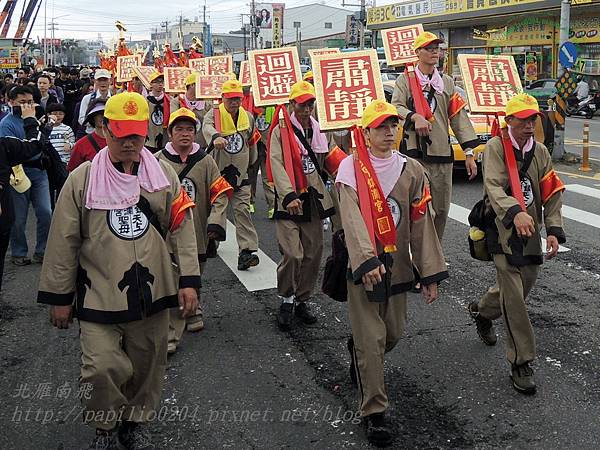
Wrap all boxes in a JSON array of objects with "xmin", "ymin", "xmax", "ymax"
[
  {"xmin": 268, "ymin": 81, "xmax": 345, "ymax": 330},
  {"xmin": 170, "ymin": 72, "xmax": 211, "ymax": 148},
  {"xmin": 145, "ymin": 71, "xmax": 168, "ymax": 152},
  {"xmin": 468, "ymin": 93, "xmax": 565, "ymax": 395},
  {"xmin": 336, "ymin": 99, "xmax": 447, "ymax": 447},
  {"xmin": 78, "ymin": 68, "xmax": 113, "ymax": 135},
  {"xmin": 158, "ymin": 107, "xmax": 232, "ymax": 353},
  {"xmin": 392, "ymin": 31, "xmax": 479, "ymax": 244},
  {"xmin": 202, "ymin": 79, "xmax": 261, "ymax": 270},
  {"xmin": 37, "ymin": 92, "xmax": 200, "ymax": 450}
]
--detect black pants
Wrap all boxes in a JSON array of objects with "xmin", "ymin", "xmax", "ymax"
[{"xmin": 0, "ymin": 191, "xmax": 15, "ymax": 293}]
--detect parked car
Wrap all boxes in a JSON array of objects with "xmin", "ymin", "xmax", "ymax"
[
  {"xmin": 524, "ymin": 79, "xmax": 557, "ymax": 110},
  {"xmin": 299, "ymin": 64, "xmax": 311, "ymax": 76},
  {"xmin": 381, "ymin": 72, "xmax": 399, "ymax": 82}
]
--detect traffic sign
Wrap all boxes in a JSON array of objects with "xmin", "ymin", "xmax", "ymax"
[{"xmin": 559, "ymin": 42, "xmax": 577, "ymax": 69}]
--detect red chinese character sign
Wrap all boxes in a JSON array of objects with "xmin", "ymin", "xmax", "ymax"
[
  {"xmin": 381, "ymin": 24, "xmax": 423, "ymax": 67},
  {"xmin": 116, "ymin": 54, "xmax": 142, "ymax": 82},
  {"xmin": 458, "ymin": 54, "xmax": 523, "ymax": 114},
  {"xmin": 189, "ymin": 55, "xmax": 233, "ymax": 75},
  {"xmin": 239, "ymin": 60, "xmax": 251, "ymax": 87},
  {"xmin": 195, "ymin": 74, "xmax": 235, "ymax": 99},
  {"xmin": 164, "ymin": 67, "xmax": 192, "ymax": 93},
  {"xmin": 133, "ymin": 66, "xmax": 156, "ymax": 90},
  {"xmin": 189, "ymin": 58, "xmax": 207, "ymax": 74},
  {"xmin": 249, "ymin": 47, "xmax": 301, "ymax": 107},
  {"xmin": 312, "ymin": 50, "xmax": 385, "ymax": 131}
]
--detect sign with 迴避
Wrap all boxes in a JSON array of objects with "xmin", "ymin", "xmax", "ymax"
[
  {"xmin": 239, "ymin": 60, "xmax": 251, "ymax": 86},
  {"xmin": 189, "ymin": 55, "xmax": 233, "ymax": 75},
  {"xmin": 116, "ymin": 54, "xmax": 142, "ymax": 82},
  {"xmin": 195, "ymin": 74, "xmax": 236, "ymax": 99},
  {"xmin": 249, "ymin": 47, "xmax": 301, "ymax": 107},
  {"xmin": 133, "ymin": 66, "xmax": 158, "ymax": 90},
  {"xmin": 457, "ymin": 54, "xmax": 522, "ymax": 114},
  {"xmin": 381, "ymin": 24, "xmax": 423, "ymax": 66},
  {"xmin": 164, "ymin": 67, "xmax": 192, "ymax": 93},
  {"xmin": 312, "ymin": 49, "xmax": 385, "ymax": 130}
]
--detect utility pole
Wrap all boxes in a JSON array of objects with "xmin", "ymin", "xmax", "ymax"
[
  {"xmin": 161, "ymin": 20, "xmax": 169, "ymax": 46},
  {"xmin": 343, "ymin": 0, "xmax": 367, "ymax": 50},
  {"xmin": 43, "ymin": 0, "xmax": 46, "ymax": 66},
  {"xmin": 49, "ymin": 20, "xmax": 56, "ymax": 65},
  {"xmin": 250, "ymin": 0, "xmax": 256, "ymax": 50},
  {"xmin": 553, "ymin": 0, "xmax": 571, "ymax": 161}
]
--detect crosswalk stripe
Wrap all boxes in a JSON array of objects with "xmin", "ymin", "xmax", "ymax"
[
  {"xmin": 566, "ymin": 183, "xmax": 600, "ymax": 200},
  {"xmin": 448, "ymin": 204, "xmax": 571, "ymax": 253},
  {"xmin": 218, "ymin": 220, "xmax": 278, "ymax": 292},
  {"xmin": 562, "ymin": 205, "xmax": 600, "ymax": 229}
]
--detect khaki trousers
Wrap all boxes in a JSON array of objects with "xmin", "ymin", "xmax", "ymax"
[
  {"xmin": 231, "ymin": 184, "xmax": 259, "ymax": 252},
  {"xmin": 419, "ymin": 160, "xmax": 453, "ymax": 241},
  {"xmin": 79, "ymin": 309, "xmax": 169, "ymax": 430},
  {"xmin": 348, "ymin": 282, "xmax": 407, "ymax": 417},
  {"xmin": 250, "ymin": 143, "xmax": 275, "ymax": 210},
  {"xmin": 275, "ymin": 214, "xmax": 323, "ymax": 301},
  {"xmin": 478, "ymin": 254, "xmax": 540, "ymax": 366}
]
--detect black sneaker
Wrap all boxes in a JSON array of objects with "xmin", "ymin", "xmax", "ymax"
[
  {"xmin": 294, "ymin": 301, "xmax": 317, "ymax": 325},
  {"xmin": 468, "ymin": 302, "xmax": 497, "ymax": 346},
  {"xmin": 364, "ymin": 412, "xmax": 394, "ymax": 447},
  {"xmin": 117, "ymin": 421, "xmax": 155, "ymax": 450},
  {"xmin": 237, "ymin": 250, "xmax": 259, "ymax": 270},
  {"xmin": 88, "ymin": 430, "xmax": 116, "ymax": 450},
  {"xmin": 511, "ymin": 363, "xmax": 536, "ymax": 395},
  {"xmin": 277, "ymin": 302, "xmax": 294, "ymax": 331},
  {"xmin": 348, "ymin": 337, "xmax": 357, "ymax": 386}
]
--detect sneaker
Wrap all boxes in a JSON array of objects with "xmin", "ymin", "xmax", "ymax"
[
  {"xmin": 186, "ymin": 316, "xmax": 204, "ymax": 332},
  {"xmin": 117, "ymin": 422, "xmax": 155, "ymax": 450},
  {"xmin": 167, "ymin": 342, "xmax": 177, "ymax": 355},
  {"xmin": 468, "ymin": 302, "xmax": 497, "ymax": 346},
  {"xmin": 348, "ymin": 337, "xmax": 357, "ymax": 386},
  {"xmin": 88, "ymin": 430, "xmax": 116, "ymax": 450},
  {"xmin": 277, "ymin": 302, "xmax": 294, "ymax": 331},
  {"xmin": 364, "ymin": 412, "xmax": 394, "ymax": 447},
  {"xmin": 237, "ymin": 250, "xmax": 259, "ymax": 270},
  {"xmin": 32, "ymin": 253, "xmax": 44, "ymax": 264},
  {"xmin": 249, "ymin": 203, "xmax": 255, "ymax": 214},
  {"xmin": 511, "ymin": 363, "xmax": 536, "ymax": 395},
  {"xmin": 294, "ymin": 301, "xmax": 317, "ymax": 325},
  {"xmin": 267, "ymin": 208, "xmax": 274, "ymax": 219},
  {"xmin": 11, "ymin": 256, "xmax": 31, "ymax": 266}
]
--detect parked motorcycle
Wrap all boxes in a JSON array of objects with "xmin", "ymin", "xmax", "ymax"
[{"xmin": 566, "ymin": 92, "xmax": 600, "ymax": 119}]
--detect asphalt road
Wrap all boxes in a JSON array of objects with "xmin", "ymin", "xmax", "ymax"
[
  {"xmin": 565, "ymin": 115, "xmax": 600, "ymax": 161},
  {"xmin": 1, "ymin": 160, "xmax": 599, "ymax": 449}
]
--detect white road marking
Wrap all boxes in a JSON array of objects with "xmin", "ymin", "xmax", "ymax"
[
  {"xmin": 448, "ymin": 203, "xmax": 571, "ymax": 253},
  {"xmin": 218, "ymin": 220, "xmax": 278, "ymax": 292},
  {"xmin": 566, "ymin": 184, "xmax": 600, "ymax": 200},
  {"xmin": 562, "ymin": 205, "xmax": 600, "ymax": 229}
]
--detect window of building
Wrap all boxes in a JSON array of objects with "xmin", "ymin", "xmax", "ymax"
[
  {"xmin": 325, "ymin": 22, "xmax": 332, "ymax": 29},
  {"xmin": 293, "ymin": 21, "xmax": 301, "ymax": 28}
]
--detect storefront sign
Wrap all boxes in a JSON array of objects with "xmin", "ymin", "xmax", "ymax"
[
  {"xmin": 381, "ymin": 24, "xmax": 423, "ymax": 66},
  {"xmin": 573, "ymin": 58, "xmax": 600, "ymax": 75},
  {"xmin": 116, "ymin": 55, "xmax": 142, "ymax": 82},
  {"xmin": 458, "ymin": 54, "xmax": 522, "ymax": 114},
  {"xmin": 570, "ymin": 17, "xmax": 600, "ymax": 44},
  {"xmin": 525, "ymin": 52, "xmax": 538, "ymax": 82},
  {"xmin": 195, "ymin": 74, "xmax": 234, "ymax": 99},
  {"xmin": 133, "ymin": 66, "xmax": 157, "ymax": 90},
  {"xmin": 164, "ymin": 67, "xmax": 192, "ymax": 93},
  {"xmin": 239, "ymin": 60, "xmax": 251, "ymax": 86},
  {"xmin": 312, "ymin": 49, "xmax": 384, "ymax": 130},
  {"xmin": 249, "ymin": 47, "xmax": 301, "ymax": 106}
]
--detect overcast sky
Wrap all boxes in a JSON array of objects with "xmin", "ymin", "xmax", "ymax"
[{"xmin": 19, "ymin": 0, "xmax": 368, "ymax": 42}]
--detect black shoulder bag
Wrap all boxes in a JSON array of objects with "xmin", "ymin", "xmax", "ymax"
[{"xmin": 322, "ymin": 229, "xmax": 349, "ymax": 302}]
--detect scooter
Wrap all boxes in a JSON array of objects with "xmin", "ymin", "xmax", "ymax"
[{"xmin": 566, "ymin": 94, "xmax": 597, "ymax": 119}]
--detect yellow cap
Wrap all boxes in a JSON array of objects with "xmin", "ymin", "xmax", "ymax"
[
  {"xmin": 303, "ymin": 71, "xmax": 313, "ymax": 82},
  {"xmin": 221, "ymin": 79, "xmax": 243, "ymax": 98},
  {"xmin": 360, "ymin": 99, "xmax": 399, "ymax": 128},
  {"xmin": 289, "ymin": 81, "xmax": 316, "ymax": 103},
  {"xmin": 168, "ymin": 108, "xmax": 197, "ymax": 129},
  {"xmin": 505, "ymin": 93, "xmax": 541, "ymax": 119},
  {"xmin": 104, "ymin": 92, "xmax": 149, "ymax": 137},
  {"xmin": 149, "ymin": 71, "xmax": 164, "ymax": 83},
  {"xmin": 413, "ymin": 31, "xmax": 444, "ymax": 50},
  {"xmin": 185, "ymin": 72, "xmax": 197, "ymax": 86}
]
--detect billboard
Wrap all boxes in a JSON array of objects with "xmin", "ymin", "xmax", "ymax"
[{"xmin": 255, "ymin": 3, "xmax": 283, "ymax": 29}]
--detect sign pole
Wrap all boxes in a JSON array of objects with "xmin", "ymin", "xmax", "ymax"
[{"xmin": 553, "ymin": 0, "xmax": 571, "ymax": 161}]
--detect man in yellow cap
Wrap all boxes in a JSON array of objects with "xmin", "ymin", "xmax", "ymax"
[
  {"xmin": 468, "ymin": 93, "xmax": 565, "ymax": 395},
  {"xmin": 37, "ymin": 92, "xmax": 200, "ymax": 450},
  {"xmin": 269, "ymin": 80, "xmax": 346, "ymax": 330},
  {"xmin": 335, "ymin": 99, "xmax": 447, "ymax": 447},
  {"xmin": 202, "ymin": 79, "xmax": 261, "ymax": 270},
  {"xmin": 392, "ymin": 31, "xmax": 479, "ymax": 244},
  {"xmin": 170, "ymin": 72, "xmax": 212, "ymax": 148},
  {"xmin": 303, "ymin": 70, "xmax": 313, "ymax": 83},
  {"xmin": 158, "ymin": 107, "xmax": 232, "ymax": 353},
  {"xmin": 145, "ymin": 71, "xmax": 168, "ymax": 151}
]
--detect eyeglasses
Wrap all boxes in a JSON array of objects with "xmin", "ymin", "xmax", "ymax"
[{"xmin": 422, "ymin": 46, "xmax": 441, "ymax": 53}]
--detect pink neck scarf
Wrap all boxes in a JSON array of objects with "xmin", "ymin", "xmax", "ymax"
[
  {"xmin": 415, "ymin": 64, "xmax": 444, "ymax": 95},
  {"xmin": 290, "ymin": 112, "xmax": 330, "ymax": 154},
  {"xmin": 165, "ymin": 142, "xmax": 200, "ymax": 161},
  {"xmin": 85, "ymin": 147, "xmax": 171, "ymax": 210},
  {"xmin": 508, "ymin": 126, "xmax": 534, "ymax": 155},
  {"xmin": 181, "ymin": 94, "xmax": 205, "ymax": 111},
  {"xmin": 336, "ymin": 150, "xmax": 406, "ymax": 199}
]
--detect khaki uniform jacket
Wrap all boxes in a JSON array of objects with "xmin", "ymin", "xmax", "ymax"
[
  {"xmin": 269, "ymin": 124, "xmax": 336, "ymax": 222},
  {"xmin": 483, "ymin": 137, "xmax": 565, "ymax": 266},
  {"xmin": 157, "ymin": 149, "xmax": 229, "ymax": 264},
  {"xmin": 201, "ymin": 108, "xmax": 258, "ymax": 189},
  {"xmin": 170, "ymin": 95, "xmax": 212, "ymax": 148},
  {"xmin": 146, "ymin": 94, "xmax": 167, "ymax": 149},
  {"xmin": 37, "ymin": 160, "xmax": 201, "ymax": 324},
  {"xmin": 391, "ymin": 73, "xmax": 479, "ymax": 162},
  {"xmin": 339, "ymin": 156, "xmax": 448, "ymax": 294}
]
